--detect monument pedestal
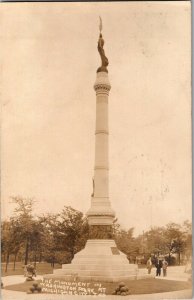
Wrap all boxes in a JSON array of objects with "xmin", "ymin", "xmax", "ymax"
[{"xmin": 45, "ymin": 240, "xmax": 138, "ymax": 282}]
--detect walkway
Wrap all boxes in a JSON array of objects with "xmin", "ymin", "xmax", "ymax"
[
  {"xmin": 1, "ymin": 288, "xmax": 192, "ymax": 300},
  {"xmin": 140, "ymin": 266, "xmax": 191, "ymax": 282}
]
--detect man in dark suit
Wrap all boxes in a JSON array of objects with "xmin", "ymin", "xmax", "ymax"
[{"xmin": 155, "ymin": 258, "xmax": 162, "ymax": 276}]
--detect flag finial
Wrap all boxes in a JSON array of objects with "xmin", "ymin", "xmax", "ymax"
[{"xmin": 99, "ymin": 16, "xmax": 102, "ymax": 33}]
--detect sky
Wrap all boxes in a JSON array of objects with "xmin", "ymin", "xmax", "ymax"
[{"xmin": 1, "ymin": 2, "xmax": 191, "ymax": 236}]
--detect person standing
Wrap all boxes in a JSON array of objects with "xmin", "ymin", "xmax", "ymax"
[
  {"xmin": 146, "ymin": 257, "xmax": 152, "ymax": 274},
  {"xmin": 162, "ymin": 259, "xmax": 168, "ymax": 277},
  {"xmin": 155, "ymin": 258, "xmax": 162, "ymax": 276}
]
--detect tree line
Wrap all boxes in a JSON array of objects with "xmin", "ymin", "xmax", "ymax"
[{"xmin": 1, "ymin": 197, "xmax": 192, "ymax": 272}]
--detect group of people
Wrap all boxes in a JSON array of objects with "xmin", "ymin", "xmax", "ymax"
[{"xmin": 146, "ymin": 257, "xmax": 168, "ymax": 277}]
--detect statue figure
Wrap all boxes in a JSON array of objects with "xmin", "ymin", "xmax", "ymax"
[{"xmin": 97, "ymin": 17, "xmax": 109, "ymax": 73}]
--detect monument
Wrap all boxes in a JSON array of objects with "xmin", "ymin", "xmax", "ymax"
[{"xmin": 45, "ymin": 19, "xmax": 138, "ymax": 282}]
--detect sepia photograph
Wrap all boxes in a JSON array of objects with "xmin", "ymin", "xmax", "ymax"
[{"xmin": 1, "ymin": 1, "xmax": 192, "ymax": 299}]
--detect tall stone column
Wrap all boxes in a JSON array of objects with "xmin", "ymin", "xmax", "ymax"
[{"xmin": 86, "ymin": 71, "xmax": 115, "ymax": 236}]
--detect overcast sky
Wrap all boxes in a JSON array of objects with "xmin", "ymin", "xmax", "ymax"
[{"xmin": 1, "ymin": 2, "xmax": 191, "ymax": 235}]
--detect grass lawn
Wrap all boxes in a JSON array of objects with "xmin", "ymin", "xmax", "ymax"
[
  {"xmin": 1, "ymin": 262, "xmax": 62, "ymax": 276},
  {"xmin": 4, "ymin": 278, "xmax": 191, "ymax": 295},
  {"xmin": 4, "ymin": 280, "xmax": 42, "ymax": 293}
]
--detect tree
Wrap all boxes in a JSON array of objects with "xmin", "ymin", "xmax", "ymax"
[
  {"xmin": 58, "ymin": 206, "xmax": 89, "ymax": 260},
  {"xmin": 10, "ymin": 218, "xmax": 24, "ymax": 270},
  {"xmin": 28, "ymin": 219, "xmax": 47, "ymax": 267},
  {"xmin": 1, "ymin": 217, "xmax": 24, "ymax": 271},
  {"xmin": 38, "ymin": 213, "xmax": 60, "ymax": 267},
  {"xmin": 182, "ymin": 220, "xmax": 192, "ymax": 261},
  {"xmin": 144, "ymin": 227, "xmax": 166, "ymax": 257},
  {"xmin": 115, "ymin": 227, "xmax": 140, "ymax": 261},
  {"xmin": 38, "ymin": 207, "xmax": 89, "ymax": 266},
  {"xmin": 164, "ymin": 223, "xmax": 185, "ymax": 265},
  {"xmin": 142, "ymin": 222, "xmax": 190, "ymax": 265},
  {"xmin": 1, "ymin": 220, "xmax": 13, "ymax": 272},
  {"xmin": 11, "ymin": 196, "xmax": 35, "ymax": 265}
]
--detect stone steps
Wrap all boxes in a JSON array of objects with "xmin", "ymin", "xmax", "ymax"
[
  {"xmin": 48, "ymin": 240, "xmax": 138, "ymax": 282},
  {"xmin": 62, "ymin": 263, "xmax": 136, "ymax": 271},
  {"xmin": 72, "ymin": 256, "xmax": 128, "ymax": 263},
  {"xmin": 55, "ymin": 269, "xmax": 138, "ymax": 276},
  {"xmin": 73, "ymin": 254, "xmax": 127, "ymax": 259}
]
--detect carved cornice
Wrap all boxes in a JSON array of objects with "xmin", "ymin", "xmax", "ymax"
[
  {"xmin": 94, "ymin": 84, "xmax": 111, "ymax": 95},
  {"xmin": 94, "ymin": 84, "xmax": 111, "ymax": 91}
]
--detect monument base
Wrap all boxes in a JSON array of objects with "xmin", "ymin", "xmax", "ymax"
[{"xmin": 44, "ymin": 240, "xmax": 140, "ymax": 282}]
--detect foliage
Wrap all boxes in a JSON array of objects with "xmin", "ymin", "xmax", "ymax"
[
  {"xmin": 140, "ymin": 221, "xmax": 192, "ymax": 265},
  {"xmin": 114, "ymin": 220, "xmax": 192, "ymax": 266},
  {"xmin": 115, "ymin": 227, "xmax": 141, "ymax": 261},
  {"xmin": 39, "ymin": 206, "xmax": 89, "ymax": 264},
  {"xmin": 2, "ymin": 198, "xmax": 89, "ymax": 270},
  {"xmin": 1, "ymin": 196, "xmax": 192, "ymax": 269},
  {"xmin": 58, "ymin": 206, "xmax": 89, "ymax": 259}
]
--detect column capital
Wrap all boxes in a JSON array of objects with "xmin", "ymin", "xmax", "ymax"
[{"xmin": 94, "ymin": 71, "xmax": 111, "ymax": 94}]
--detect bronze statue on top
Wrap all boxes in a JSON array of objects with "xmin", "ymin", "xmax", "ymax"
[{"xmin": 97, "ymin": 17, "xmax": 109, "ymax": 73}]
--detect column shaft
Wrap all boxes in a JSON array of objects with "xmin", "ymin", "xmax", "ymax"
[{"xmin": 87, "ymin": 71, "xmax": 115, "ymax": 226}]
